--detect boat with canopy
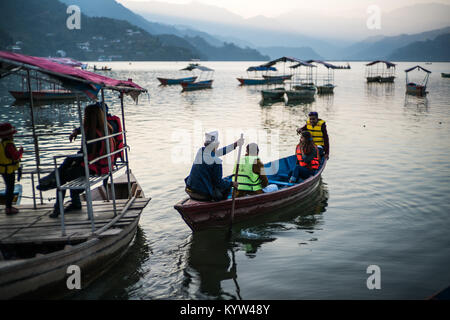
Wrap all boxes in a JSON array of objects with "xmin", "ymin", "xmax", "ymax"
[
  {"xmin": 237, "ymin": 65, "xmax": 278, "ymax": 85},
  {"xmin": 284, "ymin": 60, "xmax": 317, "ymax": 102},
  {"xmin": 405, "ymin": 65, "xmax": 431, "ymax": 96},
  {"xmin": 0, "ymin": 51, "xmax": 150, "ymax": 299},
  {"xmin": 365, "ymin": 60, "xmax": 396, "ymax": 83},
  {"xmin": 180, "ymin": 64, "xmax": 214, "ymax": 91},
  {"xmin": 307, "ymin": 60, "xmax": 338, "ymax": 94},
  {"xmin": 157, "ymin": 63, "xmax": 199, "ymax": 85}
]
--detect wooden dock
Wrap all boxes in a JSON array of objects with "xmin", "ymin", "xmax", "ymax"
[{"xmin": 0, "ymin": 198, "xmax": 150, "ymax": 246}]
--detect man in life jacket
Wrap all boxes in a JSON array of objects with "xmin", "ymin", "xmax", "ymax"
[
  {"xmin": 0, "ymin": 123, "xmax": 23, "ymax": 215},
  {"xmin": 289, "ymin": 131, "xmax": 320, "ymax": 183},
  {"xmin": 297, "ymin": 111, "xmax": 329, "ymax": 159},
  {"xmin": 233, "ymin": 143, "xmax": 268, "ymax": 197}
]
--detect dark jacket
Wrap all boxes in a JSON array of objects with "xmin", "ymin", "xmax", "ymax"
[{"xmin": 185, "ymin": 143, "xmax": 237, "ymax": 198}]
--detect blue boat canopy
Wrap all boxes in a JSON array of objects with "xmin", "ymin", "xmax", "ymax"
[
  {"xmin": 366, "ymin": 60, "xmax": 396, "ymax": 68},
  {"xmin": 405, "ymin": 65, "xmax": 432, "ymax": 74},
  {"xmin": 247, "ymin": 66, "xmax": 277, "ymax": 72}
]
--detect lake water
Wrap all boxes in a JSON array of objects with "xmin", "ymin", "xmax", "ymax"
[{"xmin": 1, "ymin": 61, "xmax": 449, "ymax": 299}]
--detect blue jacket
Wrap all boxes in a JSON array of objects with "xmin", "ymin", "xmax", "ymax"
[{"xmin": 185, "ymin": 143, "xmax": 236, "ymax": 197}]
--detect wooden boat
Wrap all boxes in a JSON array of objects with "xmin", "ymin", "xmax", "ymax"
[
  {"xmin": 306, "ymin": 60, "xmax": 338, "ymax": 94},
  {"xmin": 261, "ymin": 87, "xmax": 285, "ymax": 100},
  {"xmin": 181, "ymin": 80, "xmax": 213, "ymax": 91},
  {"xmin": 262, "ymin": 74, "xmax": 292, "ymax": 83},
  {"xmin": 286, "ymin": 84, "xmax": 316, "ymax": 101},
  {"xmin": 366, "ymin": 61, "xmax": 396, "ymax": 83},
  {"xmin": 441, "ymin": 73, "xmax": 450, "ymax": 78},
  {"xmin": 179, "ymin": 64, "xmax": 214, "ymax": 91},
  {"xmin": 316, "ymin": 84, "xmax": 335, "ymax": 94},
  {"xmin": 405, "ymin": 65, "xmax": 431, "ymax": 96},
  {"xmin": 157, "ymin": 76, "xmax": 197, "ymax": 85},
  {"xmin": 237, "ymin": 65, "xmax": 277, "ymax": 85},
  {"xmin": 174, "ymin": 155, "xmax": 327, "ymax": 232},
  {"xmin": 0, "ymin": 50, "xmax": 150, "ymax": 299},
  {"xmin": 0, "ymin": 184, "xmax": 22, "ymax": 206},
  {"xmin": 9, "ymin": 90, "xmax": 81, "ymax": 101}
]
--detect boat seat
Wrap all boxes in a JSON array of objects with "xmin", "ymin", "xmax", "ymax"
[
  {"xmin": 59, "ymin": 174, "xmax": 110, "ymax": 190},
  {"xmin": 268, "ymin": 179, "xmax": 295, "ymax": 187}
]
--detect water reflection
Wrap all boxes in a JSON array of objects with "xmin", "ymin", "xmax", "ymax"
[
  {"xmin": 365, "ymin": 82, "xmax": 396, "ymax": 97},
  {"xmin": 71, "ymin": 227, "xmax": 151, "ymax": 299},
  {"xmin": 183, "ymin": 181, "xmax": 328, "ymax": 300}
]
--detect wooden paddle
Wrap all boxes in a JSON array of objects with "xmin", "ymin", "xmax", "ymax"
[{"xmin": 229, "ymin": 134, "xmax": 244, "ymax": 233}]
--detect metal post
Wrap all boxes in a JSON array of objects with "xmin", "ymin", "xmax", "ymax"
[
  {"xmin": 78, "ymin": 96, "xmax": 96, "ymax": 232},
  {"xmin": 54, "ymin": 157, "xmax": 65, "ymax": 236},
  {"xmin": 120, "ymin": 91, "xmax": 131, "ymax": 197},
  {"xmin": 101, "ymin": 89, "xmax": 117, "ymax": 217},
  {"xmin": 26, "ymin": 70, "xmax": 43, "ymax": 207}
]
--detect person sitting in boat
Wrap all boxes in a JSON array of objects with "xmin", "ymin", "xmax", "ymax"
[
  {"xmin": 289, "ymin": 131, "xmax": 320, "ymax": 183},
  {"xmin": 185, "ymin": 131, "xmax": 244, "ymax": 202},
  {"xmin": 37, "ymin": 104, "xmax": 116, "ymax": 218},
  {"xmin": 233, "ymin": 143, "xmax": 268, "ymax": 197},
  {"xmin": 0, "ymin": 123, "xmax": 23, "ymax": 215},
  {"xmin": 69, "ymin": 102, "xmax": 124, "ymax": 163},
  {"xmin": 297, "ymin": 111, "xmax": 329, "ymax": 160}
]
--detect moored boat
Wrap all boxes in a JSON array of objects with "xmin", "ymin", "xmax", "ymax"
[
  {"xmin": 0, "ymin": 50, "xmax": 151, "ymax": 299},
  {"xmin": 261, "ymin": 87, "xmax": 285, "ymax": 100},
  {"xmin": 174, "ymin": 155, "xmax": 327, "ymax": 232},
  {"xmin": 237, "ymin": 65, "xmax": 277, "ymax": 85},
  {"xmin": 365, "ymin": 61, "xmax": 396, "ymax": 83},
  {"xmin": 180, "ymin": 64, "xmax": 214, "ymax": 91},
  {"xmin": 9, "ymin": 90, "xmax": 84, "ymax": 101},
  {"xmin": 441, "ymin": 73, "xmax": 450, "ymax": 78},
  {"xmin": 405, "ymin": 65, "xmax": 431, "ymax": 96},
  {"xmin": 157, "ymin": 76, "xmax": 197, "ymax": 85},
  {"xmin": 285, "ymin": 60, "xmax": 317, "ymax": 102},
  {"xmin": 181, "ymin": 80, "xmax": 214, "ymax": 91}
]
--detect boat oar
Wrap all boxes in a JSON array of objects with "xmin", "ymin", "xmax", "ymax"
[{"xmin": 229, "ymin": 134, "xmax": 244, "ymax": 234}]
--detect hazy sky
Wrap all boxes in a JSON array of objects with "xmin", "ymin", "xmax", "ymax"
[{"xmin": 118, "ymin": 0, "xmax": 450, "ymax": 18}]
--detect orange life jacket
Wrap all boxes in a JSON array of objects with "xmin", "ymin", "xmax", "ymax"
[
  {"xmin": 296, "ymin": 144, "xmax": 319, "ymax": 170},
  {"xmin": 83, "ymin": 129, "xmax": 116, "ymax": 175}
]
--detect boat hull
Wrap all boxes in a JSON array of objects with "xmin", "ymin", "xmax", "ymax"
[
  {"xmin": 380, "ymin": 76, "xmax": 395, "ymax": 83},
  {"xmin": 366, "ymin": 76, "xmax": 381, "ymax": 83},
  {"xmin": 316, "ymin": 85, "xmax": 335, "ymax": 94},
  {"xmin": 175, "ymin": 157, "xmax": 327, "ymax": 232},
  {"xmin": 237, "ymin": 78, "xmax": 268, "ymax": 85},
  {"xmin": 441, "ymin": 73, "xmax": 450, "ymax": 78},
  {"xmin": 261, "ymin": 88, "xmax": 285, "ymax": 100},
  {"xmin": 286, "ymin": 86, "xmax": 316, "ymax": 100},
  {"xmin": 406, "ymin": 84, "xmax": 427, "ymax": 96},
  {"xmin": 9, "ymin": 90, "xmax": 81, "ymax": 101},
  {"xmin": 263, "ymin": 75, "xmax": 292, "ymax": 83},
  {"xmin": 158, "ymin": 76, "xmax": 197, "ymax": 85},
  {"xmin": 181, "ymin": 80, "xmax": 213, "ymax": 91}
]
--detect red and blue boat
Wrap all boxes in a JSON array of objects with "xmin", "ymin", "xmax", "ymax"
[
  {"xmin": 237, "ymin": 65, "xmax": 278, "ymax": 85},
  {"xmin": 175, "ymin": 155, "xmax": 327, "ymax": 232},
  {"xmin": 405, "ymin": 65, "xmax": 431, "ymax": 96},
  {"xmin": 180, "ymin": 64, "xmax": 214, "ymax": 91}
]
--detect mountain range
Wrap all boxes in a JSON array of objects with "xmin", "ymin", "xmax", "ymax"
[{"xmin": 0, "ymin": 0, "xmax": 449, "ymax": 62}]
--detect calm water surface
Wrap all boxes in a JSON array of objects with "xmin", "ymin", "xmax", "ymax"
[{"xmin": 1, "ymin": 61, "xmax": 449, "ymax": 299}]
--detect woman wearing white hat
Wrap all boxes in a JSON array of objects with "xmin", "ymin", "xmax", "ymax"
[{"xmin": 185, "ymin": 131, "xmax": 244, "ymax": 201}]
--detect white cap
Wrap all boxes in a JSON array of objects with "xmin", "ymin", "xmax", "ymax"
[{"xmin": 205, "ymin": 131, "xmax": 219, "ymax": 145}]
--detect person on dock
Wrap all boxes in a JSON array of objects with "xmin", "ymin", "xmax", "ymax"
[
  {"xmin": 37, "ymin": 104, "xmax": 116, "ymax": 218},
  {"xmin": 0, "ymin": 123, "xmax": 23, "ymax": 215},
  {"xmin": 297, "ymin": 111, "xmax": 329, "ymax": 159},
  {"xmin": 289, "ymin": 131, "xmax": 320, "ymax": 183},
  {"xmin": 185, "ymin": 131, "xmax": 244, "ymax": 201},
  {"xmin": 70, "ymin": 102, "xmax": 124, "ymax": 163},
  {"xmin": 233, "ymin": 143, "xmax": 268, "ymax": 197}
]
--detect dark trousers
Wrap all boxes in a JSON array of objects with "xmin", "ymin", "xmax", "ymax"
[
  {"xmin": 54, "ymin": 156, "xmax": 85, "ymax": 208},
  {"xmin": 1, "ymin": 172, "xmax": 15, "ymax": 208},
  {"xmin": 291, "ymin": 165, "xmax": 316, "ymax": 182}
]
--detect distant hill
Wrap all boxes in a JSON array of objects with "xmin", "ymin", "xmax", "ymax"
[
  {"xmin": 0, "ymin": 0, "xmax": 198, "ymax": 61},
  {"xmin": 59, "ymin": 0, "xmax": 269, "ymax": 61},
  {"xmin": 388, "ymin": 33, "xmax": 450, "ymax": 62},
  {"xmin": 343, "ymin": 27, "xmax": 450, "ymax": 61}
]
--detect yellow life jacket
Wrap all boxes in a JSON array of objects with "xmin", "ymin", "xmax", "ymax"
[
  {"xmin": 306, "ymin": 119, "xmax": 325, "ymax": 146},
  {"xmin": 233, "ymin": 156, "xmax": 262, "ymax": 192},
  {"xmin": 0, "ymin": 139, "xmax": 20, "ymax": 174}
]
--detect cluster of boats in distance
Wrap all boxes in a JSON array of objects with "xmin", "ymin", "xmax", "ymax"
[{"xmin": 6, "ymin": 54, "xmax": 449, "ymax": 104}]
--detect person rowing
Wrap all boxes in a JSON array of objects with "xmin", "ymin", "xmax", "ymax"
[{"xmin": 185, "ymin": 131, "xmax": 244, "ymax": 202}]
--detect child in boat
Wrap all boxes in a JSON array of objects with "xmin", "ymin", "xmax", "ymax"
[
  {"xmin": 234, "ymin": 143, "xmax": 269, "ymax": 197},
  {"xmin": 289, "ymin": 131, "xmax": 320, "ymax": 183},
  {"xmin": 0, "ymin": 123, "xmax": 23, "ymax": 215},
  {"xmin": 185, "ymin": 131, "xmax": 244, "ymax": 201}
]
